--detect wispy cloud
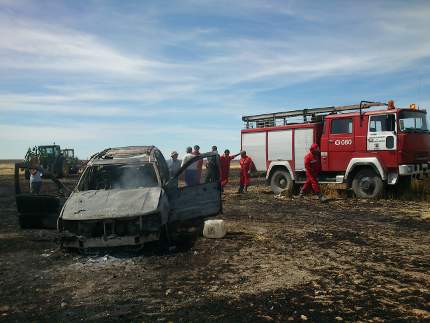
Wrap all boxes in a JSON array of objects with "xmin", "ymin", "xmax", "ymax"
[{"xmin": 0, "ymin": 14, "xmax": 168, "ymax": 75}]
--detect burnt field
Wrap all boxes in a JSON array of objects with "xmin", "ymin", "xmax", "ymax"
[{"xmin": 0, "ymin": 163, "xmax": 430, "ymax": 322}]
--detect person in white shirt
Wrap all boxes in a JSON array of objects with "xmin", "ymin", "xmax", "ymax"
[
  {"xmin": 167, "ymin": 151, "xmax": 181, "ymax": 186},
  {"xmin": 29, "ymin": 165, "xmax": 43, "ymax": 194},
  {"xmin": 181, "ymin": 146, "xmax": 197, "ymax": 186}
]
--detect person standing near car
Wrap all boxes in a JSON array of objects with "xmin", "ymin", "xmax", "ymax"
[
  {"xmin": 220, "ymin": 149, "xmax": 240, "ymax": 190},
  {"xmin": 193, "ymin": 145, "xmax": 203, "ymax": 184},
  {"xmin": 182, "ymin": 147, "xmax": 197, "ymax": 186},
  {"xmin": 167, "ymin": 151, "xmax": 181, "ymax": 187},
  {"xmin": 205, "ymin": 146, "xmax": 220, "ymax": 183},
  {"xmin": 29, "ymin": 161, "xmax": 43, "ymax": 194},
  {"xmin": 239, "ymin": 151, "xmax": 253, "ymax": 193}
]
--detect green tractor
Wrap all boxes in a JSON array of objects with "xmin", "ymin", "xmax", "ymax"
[
  {"xmin": 61, "ymin": 148, "xmax": 80, "ymax": 176},
  {"xmin": 24, "ymin": 145, "xmax": 65, "ymax": 179}
]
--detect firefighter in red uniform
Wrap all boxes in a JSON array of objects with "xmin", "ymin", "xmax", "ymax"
[
  {"xmin": 239, "ymin": 151, "xmax": 253, "ymax": 193},
  {"xmin": 299, "ymin": 143, "xmax": 328, "ymax": 202},
  {"xmin": 220, "ymin": 149, "xmax": 240, "ymax": 190}
]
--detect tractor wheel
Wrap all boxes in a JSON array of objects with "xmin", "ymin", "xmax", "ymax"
[
  {"xmin": 352, "ymin": 169, "xmax": 384, "ymax": 199},
  {"xmin": 270, "ymin": 169, "xmax": 294, "ymax": 195}
]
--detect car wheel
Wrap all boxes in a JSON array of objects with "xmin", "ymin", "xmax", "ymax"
[
  {"xmin": 270, "ymin": 169, "xmax": 294, "ymax": 195},
  {"xmin": 352, "ymin": 169, "xmax": 384, "ymax": 199}
]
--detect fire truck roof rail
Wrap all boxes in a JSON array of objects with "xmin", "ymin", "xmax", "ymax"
[{"xmin": 242, "ymin": 101, "xmax": 388, "ymax": 123}]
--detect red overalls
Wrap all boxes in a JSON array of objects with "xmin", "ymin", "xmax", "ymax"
[
  {"xmin": 239, "ymin": 156, "xmax": 253, "ymax": 187},
  {"xmin": 301, "ymin": 146, "xmax": 321, "ymax": 194},
  {"xmin": 220, "ymin": 155, "xmax": 235, "ymax": 188}
]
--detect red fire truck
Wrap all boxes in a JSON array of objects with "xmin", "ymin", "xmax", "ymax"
[{"xmin": 241, "ymin": 101, "xmax": 430, "ymax": 198}]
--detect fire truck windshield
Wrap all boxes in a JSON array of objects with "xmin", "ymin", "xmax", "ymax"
[{"xmin": 399, "ymin": 111, "xmax": 428, "ymax": 133}]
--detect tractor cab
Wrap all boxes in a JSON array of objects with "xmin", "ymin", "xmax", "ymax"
[
  {"xmin": 38, "ymin": 145, "xmax": 61, "ymax": 158},
  {"xmin": 37, "ymin": 145, "xmax": 64, "ymax": 177},
  {"xmin": 62, "ymin": 148, "xmax": 80, "ymax": 175}
]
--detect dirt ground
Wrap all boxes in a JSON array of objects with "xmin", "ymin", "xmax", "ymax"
[{"xmin": 0, "ymin": 162, "xmax": 430, "ymax": 322}]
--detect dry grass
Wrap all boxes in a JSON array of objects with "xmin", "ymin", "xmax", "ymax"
[
  {"xmin": 320, "ymin": 177, "xmax": 430, "ymax": 202},
  {"xmin": 0, "ymin": 163, "xmax": 14, "ymax": 176},
  {"xmin": 230, "ymin": 160, "xmax": 240, "ymax": 169},
  {"xmin": 402, "ymin": 178, "xmax": 430, "ymax": 201}
]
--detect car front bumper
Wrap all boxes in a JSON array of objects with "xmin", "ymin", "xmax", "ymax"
[{"xmin": 60, "ymin": 232, "xmax": 159, "ymax": 249}]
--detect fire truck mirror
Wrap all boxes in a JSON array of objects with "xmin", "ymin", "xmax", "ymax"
[{"xmin": 386, "ymin": 136, "xmax": 395, "ymax": 149}]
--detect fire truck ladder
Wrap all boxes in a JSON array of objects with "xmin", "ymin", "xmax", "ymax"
[{"xmin": 242, "ymin": 100, "xmax": 387, "ymax": 128}]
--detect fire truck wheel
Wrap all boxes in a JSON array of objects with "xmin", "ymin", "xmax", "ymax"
[
  {"xmin": 270, "ymin": 169, "xmax": 293, "ymax": 195},
  {"xmin": 352, "ymin": 168, "xmax": 384, "ymax": 199}
]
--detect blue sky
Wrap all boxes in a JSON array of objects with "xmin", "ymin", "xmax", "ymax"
[{"xmin": 1, "ymin": 0, "xmax": 429, "ymax": 159}]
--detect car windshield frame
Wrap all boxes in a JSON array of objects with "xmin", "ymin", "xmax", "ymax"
[
  {"xmin": 398, "ymin": 110, "xmax": 429, "ymax": 133},
  {"xmin": 76, "ymin": 162, "xmax": 161, "ymax": 192}
]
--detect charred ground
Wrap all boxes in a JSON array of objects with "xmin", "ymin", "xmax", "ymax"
[{"xmin": 0, "ymin": 163, "xmax": 429, "ymax": 322}]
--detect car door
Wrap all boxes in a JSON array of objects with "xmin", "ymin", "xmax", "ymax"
[
  {"xmin": 14, "ymin": 162, "xmax": 68, "ymax": 229},
  {"xmin": 165, "ymin": 152, "xmax": 222, "ymax": 223}
]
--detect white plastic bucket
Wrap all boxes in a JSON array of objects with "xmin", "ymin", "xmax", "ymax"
[{"xmin": 203, "ymin": 220, "xmax": 227, "ymax": 239}]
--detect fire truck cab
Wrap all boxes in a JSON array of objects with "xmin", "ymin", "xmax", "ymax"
[{"xmin": 241, "ymin": 101, "xmax": 430, "ymax": 198}]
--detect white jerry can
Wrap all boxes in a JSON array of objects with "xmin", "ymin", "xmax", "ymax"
[{"xmin": 203, "ymin": 220, "xmax": 227, "ymax": 239}]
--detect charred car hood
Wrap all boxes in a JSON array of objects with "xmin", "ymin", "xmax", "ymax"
[{"xmin": 61, "ymin": 187, "xmax": 162, "ymax": 221}]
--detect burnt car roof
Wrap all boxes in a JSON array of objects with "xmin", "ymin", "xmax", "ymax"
[{"xmin": 88, "ymin": 146, "xmax": 160, "ymax": 165}]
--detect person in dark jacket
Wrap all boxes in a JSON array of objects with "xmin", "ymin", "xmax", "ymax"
[
  {"xmin": 205, "ymin": 146, "xmax": 220, "ymax": 183},
  {"xmin": 299, "ymin": 143, "xmax": 328, "ymax": 202}
]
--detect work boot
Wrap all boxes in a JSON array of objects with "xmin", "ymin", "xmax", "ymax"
[{"xmin": 317, "ymin": 193, "xmax": 328, "ymax": 203}]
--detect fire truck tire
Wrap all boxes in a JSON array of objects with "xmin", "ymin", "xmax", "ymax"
[
  {"xmin": 352, "ymin": 168, "xmax": 384, "ymax": 199},
  {"xmin": 270, "ymin": 169, "xmax": 294, "ymax": 195}
]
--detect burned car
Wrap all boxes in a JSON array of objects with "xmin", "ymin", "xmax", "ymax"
[{"xmin": 58, "ymin": 146, "xmax": 222, "ymax": 250}]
